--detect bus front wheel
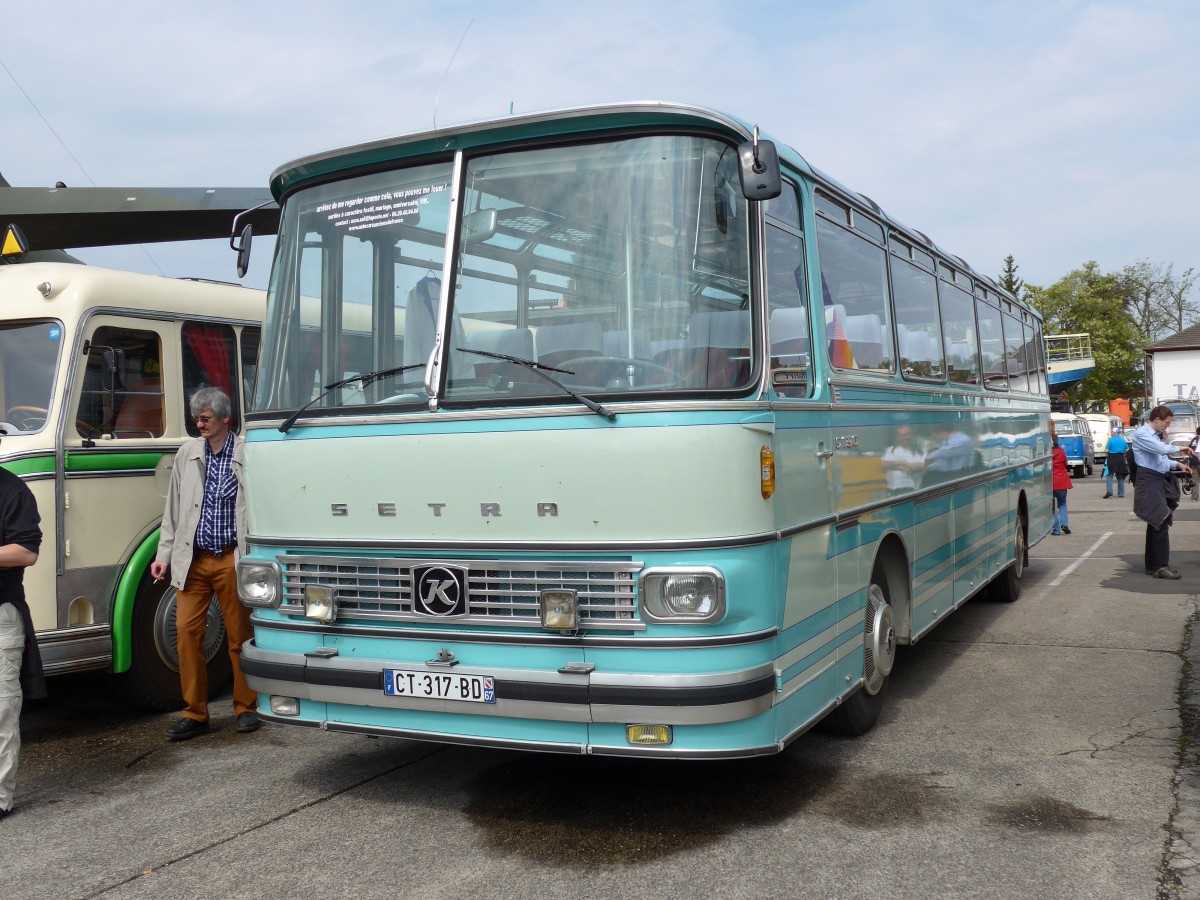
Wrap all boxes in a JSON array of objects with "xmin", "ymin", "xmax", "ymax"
[
  {"xmin": 821, "ymin": 569, "xmax": 895, "ymax": 736},
  {"xmin": 113, "ymin": 572, "xmax": 232, "ymax": 711}
]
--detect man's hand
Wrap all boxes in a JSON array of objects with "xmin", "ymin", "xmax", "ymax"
[{"xmin": 150, "ymin": 561, "xmax": 168, "ymax": 582}]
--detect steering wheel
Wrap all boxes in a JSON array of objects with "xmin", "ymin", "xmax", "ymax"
[
  {"xmin": 6, "ymin": 406, "xmax": 49, "ymax": 431},
  {"xmin": 559, "ymin": 356, "xmax": 682, "ymax": 389}
]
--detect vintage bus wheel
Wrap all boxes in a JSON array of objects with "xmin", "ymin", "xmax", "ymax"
[
  {"xmin": 988, "ymin": 515, "xmax": 1026, "ymax": 603},
  {"xmin": 114, "ymin": 573, "xmax": 232, "ymax": 711},
  {"xmin": 822, "ymin": 572, "xmax": 896, "ymax": 736}
]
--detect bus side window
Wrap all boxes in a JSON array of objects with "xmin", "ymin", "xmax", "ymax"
[
  {"xmin": 182, "ymin": 322, "xmax": 239, "ymax": 434},
  {"xmin": 766, "ymin": 227, "xmax": 809, "ymax": 398},
  {"xmin": 79, "ymin": 326, "xmax": 165, "ymax": 439},
  {"xmin": 241, "ymin": 327, "xmax": 261, "ymax": 415}
]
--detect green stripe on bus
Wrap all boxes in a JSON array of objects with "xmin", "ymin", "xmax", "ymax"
[
  {"xmin": 65, "ymin": 451, "xmax": 168, "ymax": 472},
  {"xmin": 0, "ymin": 455, "xmax": 55, "ymax": 476},
  {"xmin": 111, "ymin": 528, "xmax": 161, "ymax": 673}
]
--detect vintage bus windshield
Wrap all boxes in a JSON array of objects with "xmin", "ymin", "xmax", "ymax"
[
  {"xmin": 255, "ymin": 134, "xmax": 753, "ymax": 415},
  {"xmin": 0, "ymin": 320, "xmax": 63, "ymax": 434}
]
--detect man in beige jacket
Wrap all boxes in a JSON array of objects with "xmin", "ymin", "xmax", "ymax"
[{"xmin": 151, "ymin": 387, "xmax": 258, "ymax": 740}]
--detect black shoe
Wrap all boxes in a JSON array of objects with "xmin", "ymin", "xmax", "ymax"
[
  {"xmin": 1061, "ymin": 526, "xmax": 1071, "ymax": 535},
  {"xmin": 165, "ymin": 718, "xmax": 210, "ymax": 741},
  {"xmin": 1103, "ymin": 493, "xmax": 1113, "ymax": 499},
  {"xmin": 236, "ymin": 712, "xmax": 262, "ymax": 734}
]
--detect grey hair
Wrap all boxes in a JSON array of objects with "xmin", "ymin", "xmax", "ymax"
[{"xmin": 189, "ymin": 386, "xmax": 232, "ymax": 420}]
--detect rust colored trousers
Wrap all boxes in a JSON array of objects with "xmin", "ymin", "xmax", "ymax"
[{"xmin": 175, "ymin": 549, "xmax": 256, "ymax": 722}]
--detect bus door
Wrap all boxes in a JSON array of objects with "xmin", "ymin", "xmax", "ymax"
[
  {"xmin": 61, "ymin": 318, "xmax": 175, "ymax": 627},
  {"xmin": 763, "ymin": 193, "xmax": 840, "ymax": 715}
]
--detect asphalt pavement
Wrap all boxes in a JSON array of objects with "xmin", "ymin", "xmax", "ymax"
[{"xmin": 6, "ymin": 475, "xmax": 1200, "ymax": 899}]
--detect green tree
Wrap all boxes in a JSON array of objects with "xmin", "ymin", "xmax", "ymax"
[
  {"xmin": 998, "ymin": 254, "xmax": 1025, "ymax": 299},
  {"xmin": 1027, "ymin": 261, "xmax": 1143, "ymax": 402}
]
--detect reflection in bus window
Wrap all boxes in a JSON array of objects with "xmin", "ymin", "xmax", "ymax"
[
  {"xmin": 976, "ymin": 301, "xmax": 1007, "ymax": 391},
  {"xmin": 815, "ymin": 199, "xmax": 893, "ymax": 374},
  {"xmin": 890, "ymin": 244, "xmax": 944, "ymax": 382},
  {"xmin": 939, "ymin": 279, "xmax": 979, "ymax": 385}
]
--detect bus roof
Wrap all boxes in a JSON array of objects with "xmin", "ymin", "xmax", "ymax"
[{"xmin": 0, "ymin": 261, "xmax": 264, "ymax": 324}]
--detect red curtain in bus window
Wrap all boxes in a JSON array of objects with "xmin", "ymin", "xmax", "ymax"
[{"xmin": 183, "ymin": 324, "xmax": 234, "ymax": 395}]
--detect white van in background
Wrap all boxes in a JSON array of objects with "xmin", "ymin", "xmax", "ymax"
[{"xmin": 1079, "ymin": 413, "xmax": 1121, "ymax": 465}]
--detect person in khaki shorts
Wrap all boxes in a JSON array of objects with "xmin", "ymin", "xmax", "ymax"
[
  {"xmin": 151, "ymin": 387, "xmax": 259, "ymax": 740},
  {"xmin": 0, "ymin": 464, "xmax": 43, "ymax": 818}
]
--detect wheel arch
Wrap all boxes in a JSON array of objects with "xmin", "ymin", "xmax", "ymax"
[
  {"xmin": 111, "ymin": 527, "xmax": 161, "ymax": 673},
  {"xmin": 872, "ymin": 531, "xmax": 912, "ymax": 643}
]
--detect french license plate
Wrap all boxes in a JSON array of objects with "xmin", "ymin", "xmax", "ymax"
[{"xmin": 383, "ymin": 668, "xmax": 496, "ymax": 703}]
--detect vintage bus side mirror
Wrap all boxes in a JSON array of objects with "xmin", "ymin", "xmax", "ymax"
[
  {"xmin": 233, "ymin": 223, "xmax": 254, "ymax": 279},
  {"xmin": 737, "ymin": 129, "xmax": 782, "ymax": 201}
]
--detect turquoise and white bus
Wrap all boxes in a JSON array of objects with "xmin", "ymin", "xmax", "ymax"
[{"xmin": 236, "ymin": 102, "xmax": 1052, "ymax": 758}]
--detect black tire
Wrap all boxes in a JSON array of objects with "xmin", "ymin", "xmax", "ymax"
[
  {"xmin": 1073, "ymin": 464, "xmax": 1085, "ymax": 478},
  {"xmin": 821, "ymin": 565, "xmax": 896, "ymax": 736},
  {"xmin": 113, "ymin": 572, "xmax": 232, "ymax": 711},
  {"xmin": 987, "ymin": 514, "xmax": 1027, "ymax": 603}
]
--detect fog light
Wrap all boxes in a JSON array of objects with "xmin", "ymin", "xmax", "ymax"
[
  {"xmin": 269, "ymin": 695, "xmax": 300, "ymax": 716},
  {"xmin": 540, "ymin": 589, "xmax": 577, "ymax": 630},
  {"xmin": 627, "ymin": 724, "xmax": 672, "ymax": 745},
  {"xmin": 304, "ymin": 585, "xmax": 336, "ymax": 623}
]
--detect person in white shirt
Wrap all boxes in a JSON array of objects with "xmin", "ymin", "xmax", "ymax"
[
  {"xmin": 881, "ymin": 425, "xmax": 925, "ymax": 493},
  {"xmin": 1132, "ymin": 405, "xmax": 1194, "ymax": 578}
]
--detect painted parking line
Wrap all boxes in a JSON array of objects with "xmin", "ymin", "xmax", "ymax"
[{"xmin": 1046, "ymin": 531, "xmax": 1113, "ymax": 588}]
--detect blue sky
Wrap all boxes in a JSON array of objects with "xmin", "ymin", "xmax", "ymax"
[{"xmin": 2, "ymin": 0, "xmax": 1197, "ymax": 291}]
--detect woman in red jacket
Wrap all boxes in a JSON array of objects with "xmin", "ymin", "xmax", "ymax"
[{"xmin": 1051, "ymin": 436, "xmax": 1073, "ymax": 535}]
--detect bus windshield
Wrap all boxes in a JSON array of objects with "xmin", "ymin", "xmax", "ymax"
[
  {"xmin": 255, "ymin": 134, "xmax": 754, "ymax": 416},
  {"xmin": 0, "ymin": 320, "xmax": 63, "ymax": 434}
]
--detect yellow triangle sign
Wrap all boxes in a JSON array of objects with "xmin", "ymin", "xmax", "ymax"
[{"xmin": 2, "ymin": 224, "xmax": 30, "ymax": 261}]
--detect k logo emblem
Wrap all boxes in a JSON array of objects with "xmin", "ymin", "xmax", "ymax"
[{"xmin": 412, "ymin": 566, "xmax": 468, "ymax": 617}]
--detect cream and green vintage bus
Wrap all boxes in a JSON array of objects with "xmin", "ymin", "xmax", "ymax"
[{"xmin": 0, "ymin": 260, "xmax": 263, "ymax": 708}]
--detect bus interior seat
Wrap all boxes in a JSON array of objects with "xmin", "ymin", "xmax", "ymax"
[
  {"xmin": 470, "ymin": 327, "xmax": 535, "ymax": 379},
  {"xmin": 842, "ymin": 313, "xmax": 885, "ymax": 368},
  {"xmin": 769, "ymin": 307, "xmax": 809, "ymax": 364},
  {"xmin": 684, "ymin": 310, "xmax": 751, "ymax": 388},
  {"xmin": 601, "ymin": 329, "xmax": 652, "ymax": 359},
  {"xmin": 535, "ymin": 321, "xmax": 603, "ymax": 369},
  {"xmin": 402, "ymin": 275, "xmax": 473, "ymax": 379},
  {"xmin": 111, "ymin": 375, "xmax": 165, "ymax": 437}
]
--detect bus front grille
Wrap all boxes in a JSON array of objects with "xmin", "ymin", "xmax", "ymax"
[{"xmin": 276, "ymin": 555, "xmax": 644, "ymax": 630}]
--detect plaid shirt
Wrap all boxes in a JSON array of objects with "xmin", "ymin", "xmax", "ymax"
[{"xmin": 195, "ymin": 432, "xmax": 238, "ymax": 551}]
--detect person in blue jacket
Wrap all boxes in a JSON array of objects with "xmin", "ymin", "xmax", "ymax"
[{"xmin": 1103, "ymin": 426, "xmax": 1129, "ymax": 499}]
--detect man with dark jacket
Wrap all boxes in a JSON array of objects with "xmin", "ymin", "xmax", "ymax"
[
  {"xmin": 1132, "ymin": 405, "xmax": 1194, "ymax": 578},
  {"xmin": 0, "ymin": 464, "xmax": 43, "ymax": 819}
]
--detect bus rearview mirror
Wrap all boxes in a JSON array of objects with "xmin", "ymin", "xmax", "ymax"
[{"xmin": 737, "ymin": 137, "xmax": 782, "ymax": 201}]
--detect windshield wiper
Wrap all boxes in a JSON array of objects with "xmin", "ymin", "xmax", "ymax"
[
  {"xmin": 460, "ymin": 348, "xmax": 615, "ymax": 421},
  {"xmin": 278, "ymin": 364, "xmax": 425, "ymax": 433}
]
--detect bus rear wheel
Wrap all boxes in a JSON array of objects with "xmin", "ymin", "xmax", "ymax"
[
  {"xmin": 822, "ymin": 569, "xmax": 896, "ymax": 736},
  {"xmin": 113, "ymin": 572, "xmax": 232, "ymax": 711},
  {"xmin": 987, "ymin": 515, "xmax": 1026, "ymax": 603}
]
